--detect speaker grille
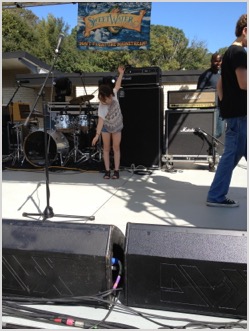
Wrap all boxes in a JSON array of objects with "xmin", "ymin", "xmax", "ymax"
[
  {"xmin": 124, "ymin": 223, "xmax": 247, "ymax": 319},
  {"xmin": 165, "ymin": 109, "xmax": 215, "ymax": 157},
  {"xmin": 119, "ymin": 86, "xmax": 164, "ymax": 169},
  {"xmin": 2, "ymin": 219, "xmax": 124, "ymax": 304}
]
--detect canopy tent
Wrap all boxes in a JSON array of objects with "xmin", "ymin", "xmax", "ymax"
[{"xmin": 2, "ymin": 2, "xmax": 76, "ymax": 9}]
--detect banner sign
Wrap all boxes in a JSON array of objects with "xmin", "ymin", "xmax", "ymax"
[{"xmin": 77, "ymin": 2, "xmax": 151, "ymax": 51}]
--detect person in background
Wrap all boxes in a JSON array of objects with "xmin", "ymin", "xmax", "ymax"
[
  {"xmin": 206, "ymin": 14, "xmax": 247, "ymax": 207},
  {"xmin": 92, "ymin": 66, "xmax": 125, "ymax": 179},
  {"xmin": 197, "ymin": 52, "xmax": 224, "ymax": 139}
]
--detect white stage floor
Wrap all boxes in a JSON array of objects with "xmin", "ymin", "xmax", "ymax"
[{"xmin": 2, "ymin": 160, "xmax": 247, "ymax": 232}]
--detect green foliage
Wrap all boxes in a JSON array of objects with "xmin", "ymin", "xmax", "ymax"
[
  {"xmin": 2, "ymin": 9, "xmax": 39, "ymax": 53},
  {"xmin": 217, "ymin": 47, "xmax": 228, "ymax": 56},
  {"xmin": 182, "ymin": 39, "xmax": 210, "ymax": 70},
  {"xmin": 2, "ymin": 8, "xmax": 214, "ymax": 72}
]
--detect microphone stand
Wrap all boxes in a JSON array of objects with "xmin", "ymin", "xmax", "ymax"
[
  {"xmin": 22, "ymin": 38, "xmax": 95, "ymax": 222},
  {"xmin": 195, "ymin": 128, "xmax": 224, "ymax": 170},
  {"xmin": 195, "ymin": 128, "xmax": 224, "ymax": 146}
]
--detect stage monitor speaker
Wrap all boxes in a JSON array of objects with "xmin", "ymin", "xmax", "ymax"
[
  {"xmin": 2, "ymin": 219, "xmax": 124, "ymax": 305},
  {"xmin": 123, "ymin": 223, "xmax": 247, "ymax": 319},
  {"xmin": 119, "ymin": 86, "xmax": 164, "ymax": 169},
  {"xmin": 165, "ymin": 109, "xmax": 216, "ymax": 157}
]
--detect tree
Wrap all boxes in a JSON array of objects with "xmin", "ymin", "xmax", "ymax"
[
  {"xmin": 217, "ymin": 47, "xmax": 228, "ymax": 56},
  {"xmin": 2, "ymin": 9, "xmax": 39, "ymax": 53},
  {"xmin": 2, "ymin": 8, "xmax": 211, "ymax": 72},
  {"xmin": 180, "ymin": 40, "xmax": 210, "ymax": 70},
  {"xmin": 33, "ymin": 14, "xmax": 70, "ymax": 67},
  {"xmin": 147, "ymin": 25, "xmax": 188, "ymax": 70}
]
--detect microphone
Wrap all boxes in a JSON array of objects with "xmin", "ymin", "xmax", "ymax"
[
  {"xmin": 55, "ymin": 33, "xmax": 65, "ymax": 53},
  {"xmin": 17, "ymin": 80, "xmax": 30, "ymax": 84},
  {"xmin": 195, "ymin": 127, "xmax": 207, "ymax": 135}
]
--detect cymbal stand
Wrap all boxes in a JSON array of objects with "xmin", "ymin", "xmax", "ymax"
[
  {"xmin": 22, "ymin": 34, "xmax": 95, "ymax": 222},
  {"xmin": 3, "ymin": 82, "xmax": 30, "ymax": 162},
  {"xmin": 10, "ymin": 123, "xmax": 25, "ymax": 165},
  {"xmin": 89, "ymin": 118, "xmax": 103, "ymax": 162},
  {"xmin": 90, "ymin": 138, "xmax": 103, "ymax": 162},
  {"xmin": 78, "ymin": 71, "xmax": 92, "ymax": 108},
  {"xmin": 77, "ymin": 71, "xmax": 97, "ymax": 120},
  {"xmin": 64, "ymin": 127, "xmax": 88, "ymax": 164}
]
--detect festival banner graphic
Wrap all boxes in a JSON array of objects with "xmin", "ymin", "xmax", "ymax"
[{"xmin": 77, "ymin": 2, "xmax": 151, "ymax": 51}]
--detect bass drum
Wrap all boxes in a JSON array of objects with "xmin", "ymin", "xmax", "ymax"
[{"xmin": 24, "ymin": 130, "xmax": 69, "ymax": 167}]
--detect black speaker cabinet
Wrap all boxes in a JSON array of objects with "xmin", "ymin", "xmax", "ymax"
[
  {"xmin": 2, "ymin": 219, "xmax": 124, "ymax": 305},
  {"xmin": 165, "ymin": 109, "xmax": 216, "ymax": 163},
  {"xmin": 123, "ymin": 223, "xmax": 247, "ymax": 319},
  {"xmin": 119, "ymin": 86, "xmax": 164, "ymax": 169}
]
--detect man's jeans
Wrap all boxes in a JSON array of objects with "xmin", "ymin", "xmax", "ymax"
[{"xmin": 207, "ymin": 116, "xmax": 247, "ymax": 202}]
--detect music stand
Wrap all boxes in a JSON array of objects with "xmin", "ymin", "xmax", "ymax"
[{"xmin": 22, "ymin": 34, "xmax": 95, "ymax": 221}]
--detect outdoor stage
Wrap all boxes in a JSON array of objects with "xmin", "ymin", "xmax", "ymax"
[
  {"xmin": 2, "ymin": 159, "xmax": 247, "ymax": 233},
  {"xmin": 2, "ymin": 159, "xmax": 247, "ymax": 329}
]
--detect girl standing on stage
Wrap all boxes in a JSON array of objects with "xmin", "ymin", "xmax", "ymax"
[{"xmin": 92, "ymin": 66, "xmax": 125, "ymax": 179}]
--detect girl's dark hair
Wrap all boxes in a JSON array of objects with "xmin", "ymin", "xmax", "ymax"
[{"xmin": 98, "ymin": 84, "xmax": 114, "ymax": 101}]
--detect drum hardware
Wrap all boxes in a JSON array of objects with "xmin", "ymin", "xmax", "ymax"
[
  {"xmin": 31, "ymin": 111, "xmax": 49, "ymax": 118},
  {"xmin": 63, "ymin": 129, "xmax": 88, "ymax": 164},
  {"xmin": 69, "ymin": 94, "xmax": 94, "ymax": 105},
  {"xmin": 8, "ymin": 122, "xmax": 26, "ymax": 165},
  {"xmin": 89, "ymin": 143, "xmax": 103, "ymax": 163},
  {"xmin": 3, "ymin": 79, "xmax": 31, "ymax": 164},
  {"xmin": 22, "ymin": 32, "xmax": 95, "ymax": 222}
]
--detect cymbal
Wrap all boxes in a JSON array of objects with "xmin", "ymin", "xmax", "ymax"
[
  {"xmin": 31, "ymin": 112, "xmax": 49, "ymax": 118},
  {"xmin": 70, "ymin": 95, "xmax": 94, "ymax": 105}
]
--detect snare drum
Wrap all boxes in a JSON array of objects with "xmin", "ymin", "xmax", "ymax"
[
  {"xmin": 78, "ymin": 114, "xmax": 89, "ymax": 133},
  {"xmin": 29, "ymin": 120, "xmax": 39, "ymax": 132},
  {"xmin": 24, "ymin": 130, "xmax": 69, "ymax": 167},
  {"xmin": 55, "ymin": 114, "xmax": 74, "ymax": 132}
]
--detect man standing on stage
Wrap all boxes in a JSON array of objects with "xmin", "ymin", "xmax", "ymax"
[
  {"xmin": 197, "ymin": 52, "xmax": 224, "ymax": 139},
  {"xmin": 206, "ymin": 14, "xmax": 247, "ymax": 208}
]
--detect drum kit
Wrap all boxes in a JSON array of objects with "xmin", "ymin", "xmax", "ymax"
[{"xmin": 8, "ymin": 95, "xmax": 102, "ymax": 168}]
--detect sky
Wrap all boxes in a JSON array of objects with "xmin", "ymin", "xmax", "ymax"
[{"xmin": 27, "ymin": 1, "xmax": 247, "ymax": 53}]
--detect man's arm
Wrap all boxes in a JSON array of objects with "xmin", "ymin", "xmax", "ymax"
[
  {"xmin": 236, "ymin": 67, "xmax": 247, "ymax": 90},
  {"xmin": 216, "ymin": 76, "xmax": 223, "ymax": 101}
]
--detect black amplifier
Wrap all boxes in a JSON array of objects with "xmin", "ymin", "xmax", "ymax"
[{"xmin": 121, "ymin": 67, "xmax": 162, "ymax": 86}]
